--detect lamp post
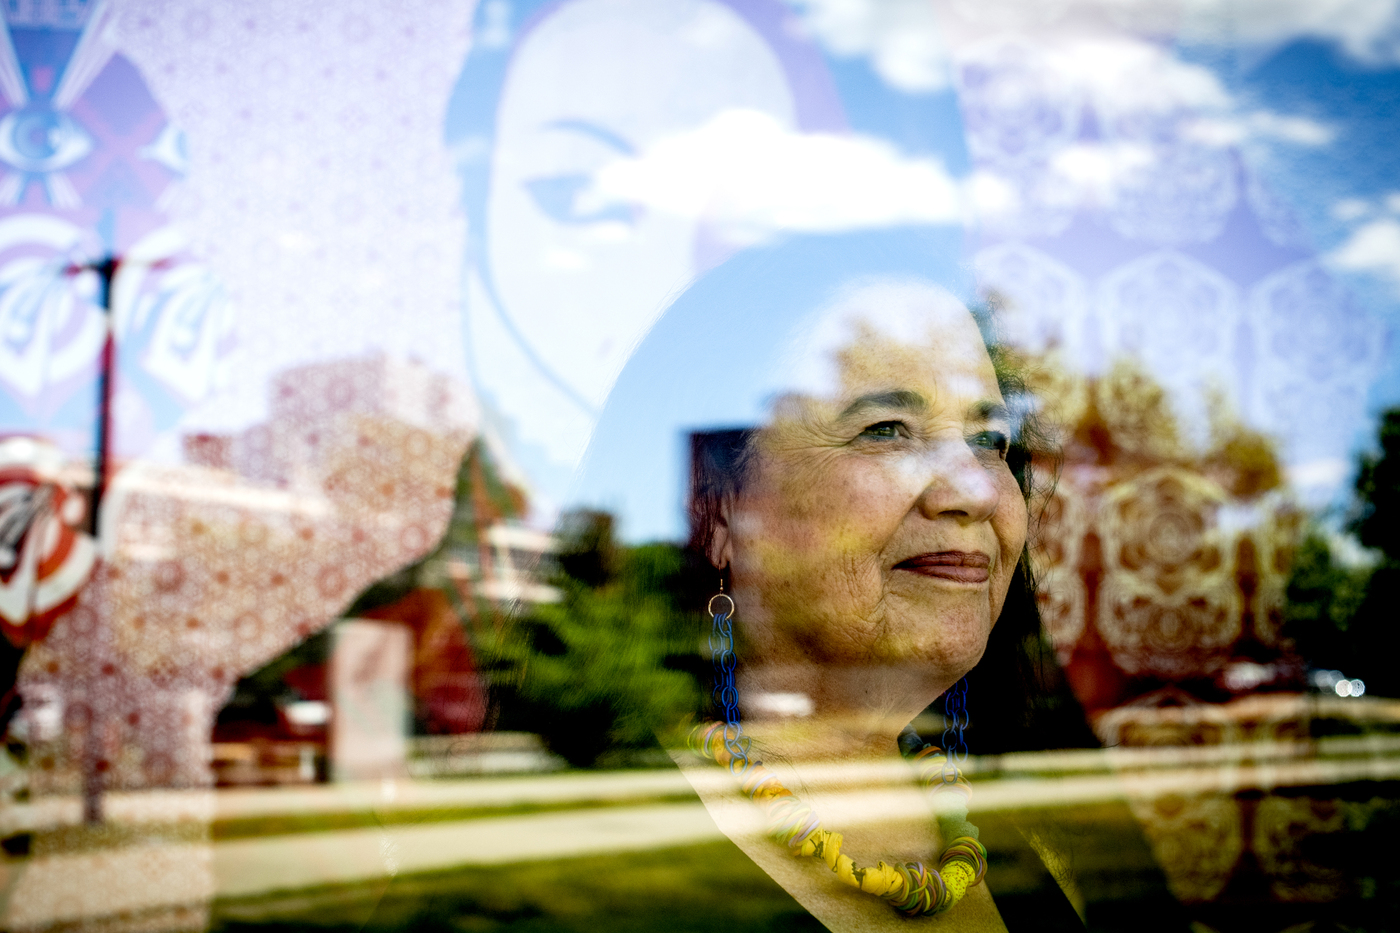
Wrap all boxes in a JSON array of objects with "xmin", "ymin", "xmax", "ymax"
[
  {"xmin": 65, "ymin": 255, "xmax": 120, "ymax": 825},
  {"xmin": 72, "ymin": 257, "xmax": 121, "ymax": 543}
]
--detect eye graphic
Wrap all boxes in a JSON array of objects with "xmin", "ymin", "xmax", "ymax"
[
  {"xmin": 524, "ymin": 174, "xmax": 638, "ymax": 226},
  {"xmin": 0, "ymin": 108, "xmax": 94, "ymax": 174},
  {"xmin": 523, "ymin": 119, "xmax": 641, "ymax": 227}
]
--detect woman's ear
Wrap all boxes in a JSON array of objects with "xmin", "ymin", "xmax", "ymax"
[{"xmin": 707, "ymin": 492, "xmax": 736, "ymax": 572}]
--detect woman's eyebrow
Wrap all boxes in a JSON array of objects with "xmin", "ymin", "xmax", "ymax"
[
  {"xmin": 839, "ymin": 390, "xmax": 928, "ymax": 419},
  {"xmin": 971, "ymin": 399, "xmax": 1011, "ymax": 423},
  {"xmin": 542, "ymin": 118, "xmax": 635, "ymax": 155}
]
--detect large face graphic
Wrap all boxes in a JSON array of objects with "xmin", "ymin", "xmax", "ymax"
[{"xmin": 468, "ymin": 0, "xmax": 796, "ymax": 499}]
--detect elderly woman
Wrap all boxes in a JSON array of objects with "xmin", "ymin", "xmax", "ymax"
[{"xmin": 572, "ymin": 229, "xmax": 1102, "ymax": 931}]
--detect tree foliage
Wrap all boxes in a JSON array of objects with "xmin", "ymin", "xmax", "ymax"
[
  {"xmin": 483, "ymin": 512, "xmax": 705, "ymax": 767},
  {"xmin": 1284, "ymin": 407, "xmax": 1400, "ymax": 697},
  {"xmin": 1282, "ymin": 533, "xmax": 1372, "ymax": 675}
]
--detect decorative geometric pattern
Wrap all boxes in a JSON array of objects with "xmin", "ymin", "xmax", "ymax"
[
  {"xmin": 1022, "ymin": 351, "xmax": 1091, "ymax": 447},
  {"xmin": 1097, "ymin": 575, "xmax": 1241, "ymax": 678},
  {"xmin": 1247, "ymin": 260, "xmax": 1386, "ymax": 464},
  {"xmin": 1098, "ymin": 468, "xmax": 1229, "ymax": 592},
  {"xmin": 1253, "ymin": 795, "xmax": 1349, "ymax": 903},
  {"xmin": 1128, "ymin": 793, "xmax": 1243, "ymax": 903},
  {"xmin": 1096, "ymin": 468, "xmax": 1241, "ymax": 678},
  {"xmin": 1, "ymin": 0, "xmax": 478, "ymax": 802},
  {"xmin": 1103, "ymin": 141, "xmax": 1238, "ymax": 247},
  {"xmin": 957, "ymin": 40, "xmax": 1082, "ymax": 169},
  {"xmin": 955, "ymin": 40, "xmax": 1081, "ymax": 237},
  {"xmin": 1030, "ymin": 481, "xmax": 1088, "ymax": 664},
  {"xmin": 19, "ymin": 356, "xmax": 473, "ymax": 792},
  {"xmin": 1097, "ymin": 251, "xmax": 1242, "ymax": 444},
  {"xmin": 0, "ymin": 2, "xmax": 241, "ymax": 457},
  {"xmin": 113, "ymin": 0, "xmax": 475, "ymax": 435},
  {"xmin": 974, "ymin": 242, "xmax": 1090, "ymax": 360},
  {"xmin": 1093, "ymin": 359, "xmax": 1187, "ymax": 462}
]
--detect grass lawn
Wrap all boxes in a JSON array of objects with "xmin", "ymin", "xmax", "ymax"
[
  {"xmin": 209, "ymin": 788, "xmax": 1400, "ymax": 932},
  {"xmin": 211, "ymin": 840, "xmax": 825, "ymax": 933}
]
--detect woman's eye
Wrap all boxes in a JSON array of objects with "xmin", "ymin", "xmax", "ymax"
[
  {"xmin": 859, "ymin": 421, "xmax": 906, "ymax": 440},
  {"xmin": 972, "ymin": 430, "xmax": 1010, "ymax": 459}
]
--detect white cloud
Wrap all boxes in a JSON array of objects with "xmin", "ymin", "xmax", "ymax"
[
  {"xmin": 1049, "ymin": 37, "xmax": 1231, "ymax": 118},
  {"xmin": 1329, "ymin": 216, "xmax": 1400, "ymax": 290},
  {"xmin": 588, "ymin": 109, "xmax": 965, "ymax": 240},
  {"xmin": 965, "ymin": 170, "xmax": 1020, "ymax": 217},
  {"xmin": 1182, "ymin": 0, "xmax": 1400, "ymax": 64},
  {"xmin": 813, "ymin": 0, "xmax": 1400, "ymax": 92},
  {"xmin": 1049, "ymin": 140, "xmax": 1155, "ymax": 199},
  {"xmin": 940, "ymin": 0, "xmax": 1400, "ymax": 66},
  {"xmin": 1186, "ymin": 111, "xmax": 1336, "ymax": 147},
  {"xmin": 1333, "ymin": 198, "xmax": 1372, "ymax": 221},
  {"xmin": 783, "ymin": 0, "xmax": 951, "ymax": 92}
]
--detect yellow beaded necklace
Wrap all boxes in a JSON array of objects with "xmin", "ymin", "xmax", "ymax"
[
  {"xmin": 700, "ymin": 592, "xmax": 988, "ymax": 916},
  {"xmin": 689, "ymin": 722, "xmax": 988, "ymax": 916}
]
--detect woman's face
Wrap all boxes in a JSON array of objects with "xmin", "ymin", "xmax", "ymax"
[
  {"xmin": 480, "ymin": 0, "xmax": 795, "ymax": 469},
  {"xmin": 723, "ymin": 282, "xmax": 1028, "ymax": 686}
]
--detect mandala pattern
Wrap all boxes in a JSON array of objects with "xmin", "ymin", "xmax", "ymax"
[
  {"xmin": 1253, "ymin": 795, "xmax": 1349, "ymax": 903},
  {"xmin": 1030, "ymin": 481, "xmax": 1089, "ymax": 664},
  {"xmin": 957, "ymin": 41, "xmax": 1082, "ymax": 168},
  {"xmin": 1244, "ymin": 170, "xmax": 1309, "ymax": 250},
  {"xmin": 1022, "ymin": 351, "xmax": 1091, "ymax": 445},
  {"xmin": 1097, "ymin": 575, "xmax": 1241, "ymax": 678},
  {"xmin": 955, "ymin": 41, "xmax": 1081, "ymax": 237},
  {"xmin": 1093, "ymin": 359, "xmax": 1186, "ymax": 462},
  {"xmin": 975, "ymin": 242, "xmax": 1090, "ymax": 359},
  {"xmin": 1103, "ymin": 142, "xmax": 1238, "ymax": 247},
  {"xmin": 1128, "ymin": 792, "xmax": 1243, "ymax": 903},
  {"xmin": 1096, "ymin": 468, "xmax": 1241, "ymax": 678},
  {"xmin": 1247, "ymin": 261, "xmax": 1386, "ymax": 464},
  {"xmin": 1034, "ymin": 565, "xmax": 1086, "ymax": 667},
  {"xmin": 1097, "ymin": 251, "xmax": 1242, "ymax": 442}
]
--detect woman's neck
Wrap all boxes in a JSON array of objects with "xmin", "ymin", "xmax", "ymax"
[{"xmin": 736, "ymin": 662, "xmax": 954, "ymax": 763}]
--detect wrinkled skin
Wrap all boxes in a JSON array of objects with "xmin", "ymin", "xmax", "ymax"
[{"xmin": 712, "ymin": 281, "xmax": 1028, "ymax": 734}]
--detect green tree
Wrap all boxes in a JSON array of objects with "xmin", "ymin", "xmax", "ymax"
[
  {"xmin": 1282, "ymin": 532, "xmax": 1372, "ymax": 676},
  {"xmin": 1354, "ymin": 408, "xmax": 1400, "ymax": 560},
  {"xmin": 483, "ymin": 512, "xmax": 705, "ymax": 767},
  {"xmin": 1345, "ymin": 408, "xmax": 1400, "ymax": 696},
  {"xmin": 1284, "ymin": 408, "xmax": 1400, "ymax": 697}
]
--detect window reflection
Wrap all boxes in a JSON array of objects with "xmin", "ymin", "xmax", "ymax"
[{"xmin": 0, "ymin": 1, "xmax": 1397, "ymax": 932}]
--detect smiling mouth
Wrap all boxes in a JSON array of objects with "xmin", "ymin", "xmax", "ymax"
[{"xmin": 894, "ymin": 551, "xmax": 991, "ymax": 584}]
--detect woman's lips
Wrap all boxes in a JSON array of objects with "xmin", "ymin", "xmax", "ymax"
[{"xmin": 894, "ymin": 551, "xmax": 991, "ymax": 584}]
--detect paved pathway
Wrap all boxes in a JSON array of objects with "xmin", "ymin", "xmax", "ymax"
[{"xmin": 214, "ymin": 800, "xmax": 723, "ymax": 898}]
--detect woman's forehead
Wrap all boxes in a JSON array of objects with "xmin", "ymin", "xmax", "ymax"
[
  {"xmin": 501, "ymin": 0, "xmax": 792, "ymax": 143},
  {"xmin": 774, "ymin": 279, "xmax": 996, "ymax": 402}
]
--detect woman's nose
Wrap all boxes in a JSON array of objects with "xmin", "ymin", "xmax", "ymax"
[{"xmin": 912, "ymin": 439, "xmax": 1000, "ymax": 524}]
